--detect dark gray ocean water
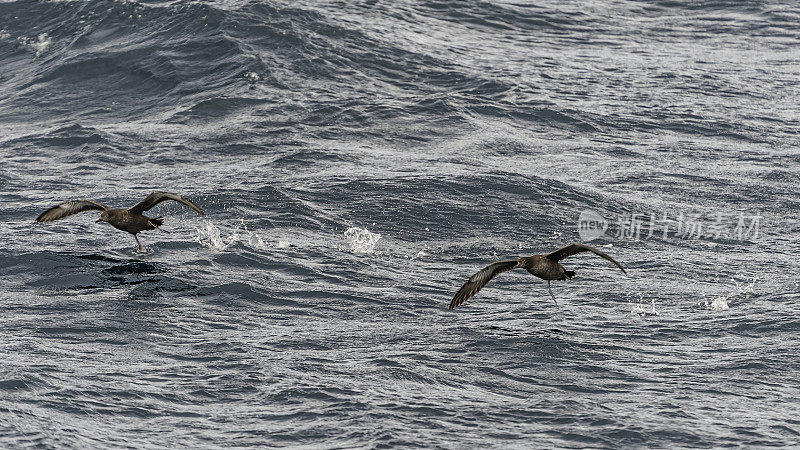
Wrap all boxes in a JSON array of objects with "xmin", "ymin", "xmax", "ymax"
[{"xmin": 2, "ymin": 0, "xmax": 799, "ymax": 447}]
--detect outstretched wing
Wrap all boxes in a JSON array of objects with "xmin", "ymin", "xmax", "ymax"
[
  {"xmin": 450, "ymin": 260, "xmax": 521, "ymax": 309},
  {"xmin": 128, "ymin": 191, "xmax": 204, "ymax": 216},
  {"xmin": 36, "ymin": 200, "xmax": 107, "ymax": 223},
  {"xmin": 547, "ymin": 243, "xmax": 626, "ymax": 274}
]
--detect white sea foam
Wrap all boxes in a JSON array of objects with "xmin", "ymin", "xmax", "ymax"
[
  {"xmin": 344, "ymin": 227, "xmax": 381, "ymax": 254},
  {"xmin": 709, "ymin": 296, "xmax": 730, "ymax": 311},
  {"xmin": 20, "ymin": 33, "xmax": 51, "ymax": 56}
]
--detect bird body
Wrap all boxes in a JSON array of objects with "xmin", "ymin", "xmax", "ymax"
[
  {"xmin": 97, "ymin": 209, "xmax": 163, "ymax": 235},
  {"xmin": 36, "ymin": 191, "xmax": 203, "ymax": 251},
  {"xmin": 522, "ymin": 255, "xmax": 575, "ymax": 280},
  {"xmin": 450, "ymin": 243, "xmax": 626, "ymax": 309}
]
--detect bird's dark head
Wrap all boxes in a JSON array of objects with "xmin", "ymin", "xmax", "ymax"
[{"xmin": 96, "ymin": 211, "xmax": 111, "ymax": 223}]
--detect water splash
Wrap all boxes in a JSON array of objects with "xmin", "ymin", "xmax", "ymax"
[
  {"xmin": 697, "ymin": 277, "xmax": 757, "ymax": 311},
  {"xmin": 629, "ymin": 292, "xmax": 659, "ymax": 317},
  {"xmin": 194, "ymin": 219, "xmax": 270, "ymax": 251},
  {"xmin": 344, "ymin": 227, "xmax": 381, "ymax": 254}
]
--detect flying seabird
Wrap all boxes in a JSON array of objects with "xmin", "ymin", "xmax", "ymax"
[
  {"xmin": 450, "ymin": 243, "xmax": 626, "ymax": 309},
  {"xmin": 36, "ymin": 191, "xmax": 204, "ymax": 251}
]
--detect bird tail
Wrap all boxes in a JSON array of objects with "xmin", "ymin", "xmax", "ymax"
[
  {"xmin": 150, "ymin": 217, "xmax": 164, "ymax": 227},
  {"xmin": 564, "ymin": 270, "xmax": 576, "ymax": 279}
]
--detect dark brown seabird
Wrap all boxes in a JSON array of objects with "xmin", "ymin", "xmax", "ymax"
[
  {"xmin": 450, "ymin": 243, "xmax": 626, "ymax": 309},
  {"xmin": 36, "ymin": 191, "xmax": 204, "ymax": 251}
]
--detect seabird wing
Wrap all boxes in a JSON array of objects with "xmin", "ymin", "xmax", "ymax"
[
  {"xmin": 450, "ymin": 259, "xmax": 520, "ymax": 309},
  {"xmin": 36, "ymin": 200, "xmax": 108, "ymax": 223},
  {"xmin": 546, "ymin": 243, "xmax": 626, "ymax": 274},
  {"xmin": 128, "ymin": 191, "xmax": 204, "ymax": 216}
]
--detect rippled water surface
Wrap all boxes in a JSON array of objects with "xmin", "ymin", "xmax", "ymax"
[{"xmin": 2, "ymin": 0, "xmax": 799, "ymax": 447}]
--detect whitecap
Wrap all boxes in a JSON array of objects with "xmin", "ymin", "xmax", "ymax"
[
  {"xmin": 20, "ymin": 33, "xmax": 51, "ymax": 56},
  {"xmin": 344, "ymin": 227, "xmax": 381, "ymax": 254},
  {"xmin": 709, "ymin": 296, "xmax": 730, "ymax": 311}
]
